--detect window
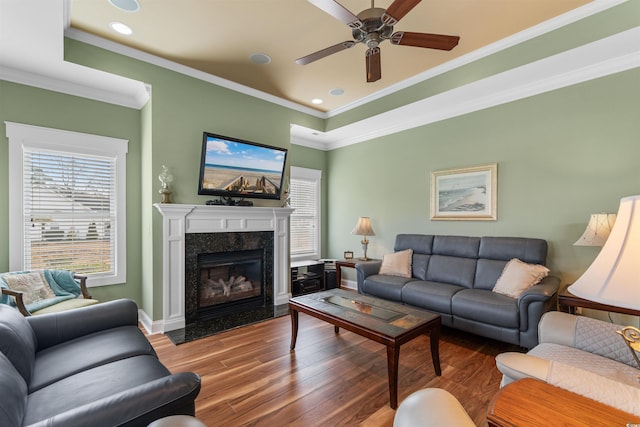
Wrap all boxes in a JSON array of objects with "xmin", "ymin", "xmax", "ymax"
[
  {"xmin": 6, "ymin": 122, "xmax": 128, "ymax": 286},
  {"xmin": 289, "ymin": 166, "xmax": 321, "ymax": 261}
]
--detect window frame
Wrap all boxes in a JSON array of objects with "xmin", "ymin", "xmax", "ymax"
[
  {"xmin": 5, "ymin": 122, "xmax": 128, "ymax": 286},
  {"xmin": 289, "ymin": 166, "xmax": 322, "ymax": 262}
]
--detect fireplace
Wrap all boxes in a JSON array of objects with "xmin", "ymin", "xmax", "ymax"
[
  {"xmin": 197, "ymin": 249, "xmax": 265, "ymax": 319},
  {"xmin": 185, "ymin": 230, "xmax": 274, "ymax": 324},
  {"xmin": 153, "ymin": 204, "xmax": 293, "ymax": 333}
]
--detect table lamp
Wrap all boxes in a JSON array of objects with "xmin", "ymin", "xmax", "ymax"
[
  {"xmin": 574, "ymin": 213, "xmax": 617, "ymax": 246},
  {"xmin": 351, "ymin": 217, "xmax": 375, "ymax": 260},
  {"xmin": 568, "ymin": 195, "xmax": 640, "ymax": 367}
]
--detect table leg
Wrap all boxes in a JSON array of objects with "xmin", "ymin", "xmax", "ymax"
[
  {"xmin": 336, "ymin": 266, "xmax": 342, "ymax": 289},
  {"xmin": 289, "ymin": 307, "xmax": 298, "ymax": 350},
  {"xmin": 334, "ymin": 325, "xmax": 339, "ymax": 334},
  {"xmin": 430, "ymin": 324, "xmax": 442, "ymax": 376},
  {"xmin": 386, "ymin": 344, "xmax": 400, "ymax": 409}
]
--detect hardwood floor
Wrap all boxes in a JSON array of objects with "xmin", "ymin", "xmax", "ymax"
[{"xmin": 148, "ymin": 313, "xmax": 522, "ymax": 426}]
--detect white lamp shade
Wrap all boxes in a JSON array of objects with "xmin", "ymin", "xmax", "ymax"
[
  {"xmin": 351, "ymin": 217, "xmax": 375, "ymax": 236},
  {"xmin": 568, "ymin": 195, "xmax": 640, "ymax": 311},
  {"xmin": 574, "ymin": 213, "xmax": 616, "ymax": 246}
]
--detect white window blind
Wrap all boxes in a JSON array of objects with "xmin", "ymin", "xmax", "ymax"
[
  {"xmin": 290, "ymin": 166, "xmax": 321, "ymax": 260},
  {"xmin": 6, "ymin": 122, "xmax": 128, "ymax": 286},
  {"xmin": 23, "ymin": 148, "xmax": 116, "ymax": 275}
]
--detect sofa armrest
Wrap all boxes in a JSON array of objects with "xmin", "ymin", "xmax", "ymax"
[
  {"xmin": 355, "ymin": 261, "xmax": 381, "ymax": 294},
  {"xmin": 27, "ymin": 298, "xmax": 139, "ymax": 351},
  {"xmin": 26, "ymin": 372, "xmax": 201, "ymax": 427},
  {"xmin": 1, "ymin": 288, "xmax": 30, "ymax": 316},
  {"xmin": 495, "ymin": 352, "xmax": 551, "ymax": 386},
  {"xmin": 73, "ymin": 274, "xmax": 92, "ymax": 299}
]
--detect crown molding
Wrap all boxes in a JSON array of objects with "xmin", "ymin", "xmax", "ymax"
[
  {"xmin": 326, "ymin": 0, "xmax": 628, "ymax": 117},
  {"xmin": 291, "ymin": 26, "xmax": 640, "ymax": 151}
]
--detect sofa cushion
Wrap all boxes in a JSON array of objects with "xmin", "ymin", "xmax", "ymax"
[
  {"xmin": 401, "ymin": 281, "xmax": 462, "ymax": 314},
  {"xmin": 474, "ymin": 258, "xmax": 508, "ymax": 290},
  {"xmin": 433, "ymin": 236, "xmax": 480, "ymax": 258},
  {"xmin": 426, "ymin": 255, "xmax": 477, "ymax": 288},
  {"xmin": 361, "ymin": 275, "xmax": 411, "ymax": 302},
  {"xmin": 411, "ymin": 253, "xmax": 431, "ymax": 281},
  {"xmin": 0, "ymin": 304, "xmax": 37, "ymax": 384},
  {"xmin": 479, "ymin": 237, "xmax": 547, "ymax": 265},
  {"xmin": 395, "ymin": 234, "xmax": 434, "ymax": 255},
  {"xmin": 24, "ymin": 355, "xmax": 172, "ymax": 426},
  {"xmin": 0, "ymin": 352, "xmax": 27, "ymax": 427},
  {"xmin": 451, "ymin": 289, "xmax": 519, "ymax": 328},
  {"xmin": 379, "ymin": 249, "xmax": 413, "ymax": 278},
  {"xmin": 30, "ymin": 325, "xmax": 157, "ymax": 392},
  {"xmin": 492, "ymin": 258, "xmax": 549, "ymax": 298}
]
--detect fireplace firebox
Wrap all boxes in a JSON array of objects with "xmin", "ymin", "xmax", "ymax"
[{"xmin": 197, "ymin": 249, "xmax": 265, "ymax": 319}]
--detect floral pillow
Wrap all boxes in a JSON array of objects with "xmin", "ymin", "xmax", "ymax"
[
  {"xmin": 492, "ymin": 258, "xmax": 550, "ymax": 298},
  {"xmin": 3, "ymin": 272, "xmax": 56, "ymax": 305}
]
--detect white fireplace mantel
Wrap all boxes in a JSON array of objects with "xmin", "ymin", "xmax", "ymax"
[{"xmin": 154, "ymin": 203, "xmax": 294, "ymax": 332}]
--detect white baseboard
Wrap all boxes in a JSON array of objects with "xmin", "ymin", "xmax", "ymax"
[
  {"xmin": 341, "ymin": 279, "xmax": 357, "ymax": 291},
  {"xmin": 138, "ymin": 309, "xmax": 164, "ymax": 335}
]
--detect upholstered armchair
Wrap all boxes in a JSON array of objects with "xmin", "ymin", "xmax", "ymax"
[{"xmin": 0, "ymin": 270, "xmax": 98, "ymax": 316}]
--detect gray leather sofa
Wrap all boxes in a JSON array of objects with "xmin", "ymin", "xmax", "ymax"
[
  {"xmin": 356, "ymin": 234, "xmax": 560, "ymax": 348},
  {"xmin": 0, "ymin": 299, "xmax": 201, "ymax": 427}
]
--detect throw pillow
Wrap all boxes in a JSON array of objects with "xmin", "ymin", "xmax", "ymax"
[
  {"xmin": 492, "ymin": 258, "xmax": 550, "ymax": 298},
  {"xmin": 379, "ymin": 249, "xmax": 413, "ymax": 278},
  {"xmin": 3, "ymin": 272, "xmax": 56, "ymax": 305}
]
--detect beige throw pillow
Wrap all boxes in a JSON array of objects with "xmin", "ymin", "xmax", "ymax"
[
  {"xmin": 492, "ymin": 258, "xmax": 550, "ymax": 298},
  {"xmin": 379, "ymin": 249, "xmax": 413, "ymax": 278},
  {"xmin": 4, "ymin": 272, "xmax": 56, "ymax": 305}
]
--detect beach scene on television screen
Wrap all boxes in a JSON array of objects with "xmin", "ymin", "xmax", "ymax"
[{"xmin": 203, "ymin": 136, "xmax": 285, "ymax": 195}]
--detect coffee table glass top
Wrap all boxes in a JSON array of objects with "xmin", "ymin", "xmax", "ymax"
[{"xmin": 290, "ymin": 289, "xmax": 439, "ymax": 337}]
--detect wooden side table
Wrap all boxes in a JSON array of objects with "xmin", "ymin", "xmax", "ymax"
[
  {"xmin": 487, "ymin": 378, "xmax": 640, "ymax": 426},
  {"xmin": 558, "ymin": 287, "xmax": 640, "ymax": 316},
  {"xmin": 335, "ymin": 259, "xmax": 380, "ymax": 289}
]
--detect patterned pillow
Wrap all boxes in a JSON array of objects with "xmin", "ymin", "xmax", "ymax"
[
  {"xmin": 379, "ymin": 249, "xmax": 413, "ymax": 278},
  {"xmin": 492, "ymin": 258, "xmax": 550, "ymax": 298},
  {"xmin": 3, "ymin": 272, "xmax": 56, "ymax": 305}
]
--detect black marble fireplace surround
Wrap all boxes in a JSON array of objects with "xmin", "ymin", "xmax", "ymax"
[
  {"xmin": 185, "ymin": 231, "xmax": 274, "ymax": 324},
  {"xmin": 166, "ymin": 231, "xmax": 287, "ymax": 345}
]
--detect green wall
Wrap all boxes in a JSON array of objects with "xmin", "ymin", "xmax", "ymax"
[
  {"xmin": 64, "ymin": 39, "xmax": 324, "ymax": 319},
  {"xmin": 327, "ymin": 69, "xmax": 640, "ymax": 302},
  {"xmin": 1, "ymin": 2, "xmax": 638, "ymax": 324},
  {"xmin": 0, "ymin": 80, "xmax": 143, "ymax": 303}
]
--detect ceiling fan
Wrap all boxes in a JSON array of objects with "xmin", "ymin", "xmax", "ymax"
[{"xmin": 296, "ymin": 0, "xmax": 460, "ymax": 82}]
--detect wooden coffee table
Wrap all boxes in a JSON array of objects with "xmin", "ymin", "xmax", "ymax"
[{"xmin": 289, "ymin": 289, "xmax": 441, "ymax": 409}]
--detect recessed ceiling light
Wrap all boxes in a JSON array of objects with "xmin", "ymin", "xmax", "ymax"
[
  {"xmin": 311, "ymin": 98, "xmax": 323, "ymax": 105},
  {"xmin": 250, "ymin": 53, "xmax": 271, "ymax": 64},
  {"xmin": 108, "ymin": 0, "xmax": 140, "ymax": 12},
  {"xmin": 329, "ymin": 88, "xmax": 345, "ymax": 96},
  {"xmin": 109, "ymin": 22, "xmax": 133, "ymax": 35}
]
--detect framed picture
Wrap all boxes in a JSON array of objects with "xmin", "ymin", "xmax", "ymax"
[
  {"xmin": 430, "ymin": 163, "xmax": 497, "ymax": 221},
  {"xmin": 343, "ymin": 251, "xmax": 354, "ymax": 260}
]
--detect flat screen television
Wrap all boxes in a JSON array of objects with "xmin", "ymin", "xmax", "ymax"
[{"xmin": 198, "ymin": 132, "xmax": 288, "ymax": 200}]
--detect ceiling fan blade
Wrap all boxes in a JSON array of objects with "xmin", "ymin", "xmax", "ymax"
[
  {"xmin": 366, "ymin": 47, "xmax": 381, "ymax": 83},
  {"xmin": 390, "ymin": 32, "xmax": 460, "ymax": 50},
  {"xmin": 382, "ymin": 0, "xmax": 422, "ymax": 26},
  {"xmin": 308, "ymin": 0, "xmax": 363, "ymax": 29},
  {"xmin": 296, "ymin": 41, "xmax": 356, "ymax": 65}
]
